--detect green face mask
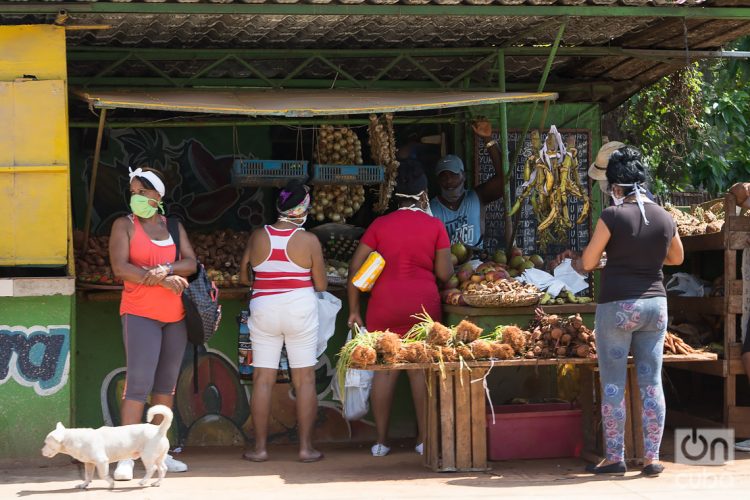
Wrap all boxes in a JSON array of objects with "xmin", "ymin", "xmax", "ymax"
[{"xmin": 130, "ymin": 194, "xmax": 164, "ymax": 219}]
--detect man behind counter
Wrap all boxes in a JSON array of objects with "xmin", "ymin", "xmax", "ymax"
[{"xmin": 429, "ymin": 119, "xmax": 505, "ymax": 248}]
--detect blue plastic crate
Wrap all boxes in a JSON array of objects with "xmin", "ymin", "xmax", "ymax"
[
  {"xmin": 231, "ymin": 159, "xmax": 308, "ymax": 187},
  {"xmin": 311, "ymin": 164, "xmax": 384, "ymax": 185}
]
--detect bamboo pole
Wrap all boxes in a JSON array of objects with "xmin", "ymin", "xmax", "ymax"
[
  {"xmin": 82, "ymin": 108, "xmax": 108, "ymax": 253},
  {"xmin": 497, "ymin": 51, "xmax": 513, "ymax": 255}
]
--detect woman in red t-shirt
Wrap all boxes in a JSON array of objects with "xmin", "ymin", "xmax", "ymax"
[{"xmin": 347, "ymin": 160, "xmax": 453, "ymax": 457}]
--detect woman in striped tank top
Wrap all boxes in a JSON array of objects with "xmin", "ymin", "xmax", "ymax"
[{"xmin": 239, "ymin": 181, "xmax": 327, "ymax": 463}]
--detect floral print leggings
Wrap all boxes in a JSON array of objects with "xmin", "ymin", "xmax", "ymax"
[{"xmin": 594, "ymin": 297, "xmax": 668, "ymax": 462}]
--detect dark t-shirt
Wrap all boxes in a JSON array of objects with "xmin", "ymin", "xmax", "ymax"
[{"xmin": 598, "ymin": 202, "xmax": 676, "ymax": 304}]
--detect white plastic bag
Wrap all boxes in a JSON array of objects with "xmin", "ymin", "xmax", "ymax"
[
  {"xmin": 316, "ymin": 291, "xmax": 342, "ymax": 358},
  {"xmin": 666, "ymin": 272, "xmax": 707, "ymax": 297},
  {"xmin": 332, "ymin": 329, "xmax": 374, "ymax": 421}
]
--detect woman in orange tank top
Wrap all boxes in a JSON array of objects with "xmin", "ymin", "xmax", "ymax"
[{"xmin": 108, "ymin": 167, "xmax": 197, "ymax": 478}]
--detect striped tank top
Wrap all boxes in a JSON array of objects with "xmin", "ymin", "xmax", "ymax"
[{"xmin": 252, "ymin": 225, "xmax": 313, "ymax": 299}]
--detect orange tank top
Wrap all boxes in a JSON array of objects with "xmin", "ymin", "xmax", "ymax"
[{"xmin": 119, "ymin": 216, "xmax": 185, "ymax": 323}]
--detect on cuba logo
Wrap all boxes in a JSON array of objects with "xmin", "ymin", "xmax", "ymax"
[{"xmin": 0, "ymin": 325, "xmax": 70, "ymax": 396}]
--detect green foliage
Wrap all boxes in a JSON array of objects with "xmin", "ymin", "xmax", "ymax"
[{"xmin": 618, "ymin": 37, "xmax": 750, "ymax": 197}]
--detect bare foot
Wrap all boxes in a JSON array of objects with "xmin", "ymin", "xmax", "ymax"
[
  {"xmin": 242, "ymin": 450, "xmax": 268, "ymax": 462},
  {"xmin": 299, "ymin": 449, "xmax": 324, "ymax": 463}
]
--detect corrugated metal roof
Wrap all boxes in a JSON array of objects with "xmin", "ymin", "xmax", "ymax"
[{"xmin": 3, "ymin": 1, "xmax": 750, "ymax": 109}]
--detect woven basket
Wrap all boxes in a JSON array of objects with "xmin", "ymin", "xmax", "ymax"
[{"xmin": 462, "ymin": 291, "xmax": 542, "ymax": 308}]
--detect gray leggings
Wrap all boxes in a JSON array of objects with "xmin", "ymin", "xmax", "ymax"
[{"xmin": 121, "ymin": 314, "xmax": 188, "ymax": 403}]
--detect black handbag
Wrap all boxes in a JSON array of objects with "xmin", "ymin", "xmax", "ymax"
[{"xmin": 167, "ymin": 218, "xmax": 222, "ymax": 392}]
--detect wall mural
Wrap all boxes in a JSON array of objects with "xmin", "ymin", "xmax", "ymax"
[
  {"xmin": 0, "ymin": 325, "xmax": 70, "ymax": 396},
  {"xmin": 100, "ymin": 349, "xmax": 373, "ymax": 447},
  {"xmin": 79, "ymin": 128, "xmax": 267, "ymax": 235}
]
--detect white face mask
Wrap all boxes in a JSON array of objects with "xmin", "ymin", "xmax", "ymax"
[
  {"xmin": 279, "ymin": 214, "xmax": 308, "ymax": 227},
  {"xmin": 611, "ymin": 193, "xmax": 625, "ymax": 206}
]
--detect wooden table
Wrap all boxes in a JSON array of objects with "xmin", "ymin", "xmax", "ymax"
[{"xmin": 365, "ymin": 352, "xmax": 718, "ymax": 471}]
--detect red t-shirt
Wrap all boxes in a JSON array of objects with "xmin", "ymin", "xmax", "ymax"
[{"xmin": 361, "ymin": 209, "xmax": 450, "ymax": 335}]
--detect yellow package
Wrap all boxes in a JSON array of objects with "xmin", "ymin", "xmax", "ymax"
[{"xmin": 352, "ymin": 251, "xmax": 385, "ymax": 292}]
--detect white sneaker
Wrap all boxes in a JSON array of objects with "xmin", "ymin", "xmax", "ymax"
[
  {"xmin": 371, "ymin": 443, "xmax": 391, "ymax": 457},
  {"xmin": 735, "ymin": 439, "xmax": 750, "ymax": 452},
  {"xmin": 114, "ymin": 459, "xmax": 134, "ymax": 481},
  {"xmin": 415, "ymin": 443, "xmax": 424, "ymax": 455},
  {"xmin": 165, "ymin": 454, "xmax": 188, "ymax": 472}
]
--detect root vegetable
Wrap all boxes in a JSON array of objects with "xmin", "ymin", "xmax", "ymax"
[
  {"xmin": 441, "ymin": 346, "xmax": 459, "ymax": 362},
  {"xmin": 499, "ymin": 325, "xmax": 528, "ymax": 354},
  {"xmin": 469, "ymin": 339, "xmax": 493, "ymax": 359},
  {"xmin": 550, "ymin": 327, "xmax": 563, "ymax": 340},
  {"xmin": 575, "ymin": 345, "xmax": 591, "ymax": 358},
  {"xmin": 455, "ymin": 320, "xmax": 483, "ymax": 343},
  {"xmin": 427, "ymin": 322, "xmax": 453, "ymax": 346},
  {"xmin": 350, "ymin": 345, "xmax": 376, "ymax": 368},
  {"xmin": 492, "ymin": 342, "xmax": 515, "ymax": 360},
  {"xmin": 375, "ymin": 331, "xmax": 402, "ymax": 364},
  {"xmin": 456, "ymin": 345, "xmax": 474, "ymax": 360}
]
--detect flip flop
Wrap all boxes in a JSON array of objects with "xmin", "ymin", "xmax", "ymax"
[
  {"xmin": 299, "ymin": 452, "xmax": 324, "ymax": 463},
  {"xmin": 241, "ymin": 452, "xmax": 268, "ymax": 463}
]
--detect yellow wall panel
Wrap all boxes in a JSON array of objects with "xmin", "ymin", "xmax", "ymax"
[
  {"xmin": 0, "ymin": 25, "xmax": 67, "ymax": 81},
  {"xmin": 0, "ymin": 168, "xmax": 68, "ymax": 265},
  {"xmin": 12, "ymin": 80, "xmax": 69, "ymax": 166},
  {"xmin": 0, "ymin": 84, "xmax": 13, "ymax": 166}
]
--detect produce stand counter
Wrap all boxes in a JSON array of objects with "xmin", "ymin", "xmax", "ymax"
[{"xmin": 366, "ymin": 352, "xmax": 718, "ymax": 472}]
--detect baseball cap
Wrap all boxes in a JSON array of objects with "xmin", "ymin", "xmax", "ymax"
[
  {"xmin": 588, "ymin": 141, "xmax": 625, "ymax": 193},
  {"xmin": 435, "ymin": 154, "xmax": 465, "ymax": 175}
]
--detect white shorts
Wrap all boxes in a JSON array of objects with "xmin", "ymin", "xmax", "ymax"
[{"xmin": 248, "ymin": 288, "xmax": 319, "ymax": 369}]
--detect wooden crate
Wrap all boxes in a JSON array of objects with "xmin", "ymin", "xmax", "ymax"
[{"xmin": 424, "ymin": 366, "xmax": 489, "ymax": 472}]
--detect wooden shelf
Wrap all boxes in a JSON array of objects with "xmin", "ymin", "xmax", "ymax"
[
  {"xmin": 667, "ymin": 296, "xmax": 724, "ymax": 315},
  {"xmin": 681, "ymin": 231, "xmax": 724, "ymax": 253},
  {"xmin": 363, "ymin": 352, "xmax": 717, "ymax": 371},
  {"xmin": 443, "ymin": 303, "xmax": 597, "ymax": 317},
  {"xmin": 666, "ymin": 359, "xmax": 727, "ymax": 377}
]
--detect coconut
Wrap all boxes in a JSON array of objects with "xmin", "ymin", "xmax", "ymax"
[
  {"xmin": 350, "ymin": 345, "xmax": 376, "ymax": 368},
  {"xmin": 491, "ymin": 342, "xmax": 515, "ymax": 360},
  {"xmin": 501, "ymin": 325, "xmax": 527, "ymax": 354},
  {"xmin": 375, "ymin": 331, "xmax": 402, "ymax": 364},
  {"xmin": 456, "ymin": 320, "xmax": 483, "ymax": 343},
  {"xmin": 469, "ymin": 339, "xmax": 493, "ymax": 359},
  {"xmin": 428, "ymin": 322, "xmax": 453, "ymax": 346}
]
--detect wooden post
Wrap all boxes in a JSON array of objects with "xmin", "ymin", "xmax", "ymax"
[
  {"xmin": 426, "ymin": 369, "xmax": 440, "ymax": 471},
  {"xmin": 455, "ymin": 368, "xmax": 472, "ymax": 470},
  {"xmin": 82, "ymin": 108, "xmax": 108, "ymax": 252},
  {"xmin": 439, "ymin": 369, "xmax": 456, "ymax": 471},
  {"xmin": 470, "ymin": 367, "xmax": 488, "ymax": 470},
  {"xmin": 628, "ymin": 367, "xmax": 645, "ymax": 462}
]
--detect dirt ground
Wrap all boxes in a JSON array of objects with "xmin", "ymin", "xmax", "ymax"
[{"xmin": 3, "ymin": 438, "xmax": 750, "ymax": 499}]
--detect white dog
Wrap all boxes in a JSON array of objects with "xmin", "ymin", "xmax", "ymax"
[{"xmin": 41, "ymin": 405, "xmax": 173, "ymax": 489}]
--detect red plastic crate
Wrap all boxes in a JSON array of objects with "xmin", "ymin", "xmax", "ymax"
[{"xmin": 486, "ymin": 403, "xmax": 583, "ymax": 461}]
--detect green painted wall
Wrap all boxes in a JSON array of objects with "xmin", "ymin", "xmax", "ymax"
[{"xmin": 0, "ymin": 295, "xmax": 73, "ymax": 459}]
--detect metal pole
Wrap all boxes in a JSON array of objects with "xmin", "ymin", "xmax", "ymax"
[
  {"xmin": 82, "ymin": 108, "xmax": 108, "ymax": 252},
  {"xmin": 497, "ymin": 51, "xmax": 513, "ymax": 255}
]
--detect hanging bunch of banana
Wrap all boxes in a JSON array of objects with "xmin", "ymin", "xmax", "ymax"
[
  {"xmin": 510, "ymin": 126, "xmax": 590, "ymax": 250},
  {"xmin": 369, "ymin": 114, "xmax": 399, "ymax": 213}
]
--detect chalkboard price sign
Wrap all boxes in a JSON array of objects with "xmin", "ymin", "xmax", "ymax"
[{"xmin": 475, "ymin": 129, "xmax": 592, "ymax": 261}]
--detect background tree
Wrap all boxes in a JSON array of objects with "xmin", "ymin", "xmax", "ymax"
[{"xmin": 612, "ymin": 37, "xmax": 750, "ymax": 197}]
